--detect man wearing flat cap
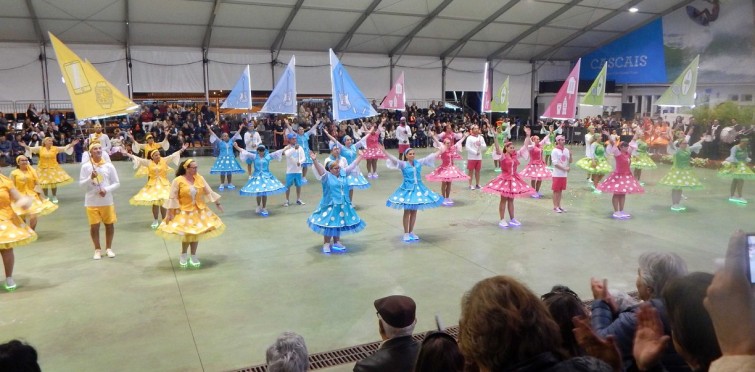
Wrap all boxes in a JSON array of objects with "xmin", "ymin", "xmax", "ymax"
[{"xmin": 353, "ymin": 295, "xmax": 419, "ymax": 372}]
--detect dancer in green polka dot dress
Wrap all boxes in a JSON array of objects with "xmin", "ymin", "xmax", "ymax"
[
  {"xmin": 629, "ymin": 132, "xmax": 656, "ymax": 184},
  {"xmin": 658, "ymin": 137, "xmax": 704, "ymax": 211},
  {"xmin": 718, "ymin": 138, "xmax": 754, "ymax": 204}
]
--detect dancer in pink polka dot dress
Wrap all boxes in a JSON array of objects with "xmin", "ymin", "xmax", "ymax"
[
  {"xmin": 426, "ymin": 134, "xmax": 470, "ymax": 206},
  {"xmin": 596, "ymin": 138, "xmax": 644, "ymax": 219},
  {"xmin": 361, "ymin": 119, "xmax": 388, "ymax": 178},
  {"xmin": 518, "ymin": 134, "xmax": 552, "ymax": 198},
  {"xmin": 482, "ymin": 127, "xmax": 536, "ymax": 228}
]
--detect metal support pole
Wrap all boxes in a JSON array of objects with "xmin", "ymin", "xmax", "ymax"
[
  {"xmin": 39, "ymin": 43, "xmax": 49, "ymax": 109},
  {"xmin": 202, "ymin": 48, "xmax": 209, "ymax": 104},
  {"xmin": 441, "ymin": 58, "xmax": 447, "ymax": 106}
]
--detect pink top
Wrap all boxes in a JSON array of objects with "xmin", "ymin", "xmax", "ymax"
[
  {"xmin": 615, "ymin": 153, "xmax": 631, "ymax": 174},
  {"xmin": 528, "ymin": 145, "xmax": 543, "ymax": 163},
  {"xmin": 500, "ymin": 154, "xmax": 520, "ymax": 176},
  {"xmin": 366, "ymin": 132, "xmax": 380, "ymax": 148}
]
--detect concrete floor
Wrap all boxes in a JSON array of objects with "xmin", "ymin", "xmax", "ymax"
[{"xmin": 0, "ymin": 145, "xmax": 751, "ymax": 372}]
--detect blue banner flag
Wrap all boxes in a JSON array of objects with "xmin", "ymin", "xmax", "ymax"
[
  {"xmin": 580, "ymin": 19, "xmax": 667, "ymax": 84},
  {"xmin": 261, "ymin": 56, "xmax": 297, "ymax": 115},
  {"xmin": 221, "ymin": 65, "xmax": 252, "ymax": 110},
  {"xmin": 329, "ymin": 49, "xmax": 378, "ymax": 122}
]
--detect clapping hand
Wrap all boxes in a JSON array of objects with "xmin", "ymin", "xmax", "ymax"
[{"xmin": 633, "ymin": 304, "xmax": 669, "ymax": 371}]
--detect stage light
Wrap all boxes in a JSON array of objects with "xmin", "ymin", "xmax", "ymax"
[{"xmin": 629, "ymin": 7, "xmax": 639, "ymax": 13}]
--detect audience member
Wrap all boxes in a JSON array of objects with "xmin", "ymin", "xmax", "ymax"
[
  {"xmin": 633, "ymin": 272, "xmax": 721, "ymax": 371},
  {"xmin": 541, "ymin": 285, "xmax": 589, "ymax": 357},
  {"xmin": 0, "ymin": 339, "xmax": 41, "ymax": 372},
  {"xmin": 459, "ymin": 275, "xmax": 613, "ymax": 371},
  {"xmin": 590, "ymin": 252, "xmax": 689, "ymax": 371},
  {"xmin": 414, "ymin": 331, "xmax": 463, "ymax": 372},
  {"xmin": 266, "ymin": 331, "xmax": 308, "ymax": 372},
  {"xmin": 704, "ymin": 231, "xmax": 755, "ymax": 372},
  {"xmin": 353, "ymin": 295, "xmax": 419, "ymax": 372}
]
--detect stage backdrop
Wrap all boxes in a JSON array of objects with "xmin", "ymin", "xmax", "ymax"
[
  {"xmin": 582, "ymin": 0, "xmax": 755, "ymax": 85},
  {"xmin": 663, "ymin": 0, "xmax": 755, "ymax": 84},
  {"xmin": 580, "ymin": 19, "xmax": 667, "ymax": 84}
]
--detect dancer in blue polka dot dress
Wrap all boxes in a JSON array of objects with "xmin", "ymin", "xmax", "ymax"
[
  {"xmin": 206, "ymin": 123, "xmax": 245, "ymax": 191},
  {"xmin": 234, "ymin": 143, "xmax": 286, "ymax": 217},
  {"xmin": 307, "ymin": 150, "xmax": 366, "ymax": 254},
  {"xmin": 384, "ymin": 146, "xmax": 443, "ymax": 242}
]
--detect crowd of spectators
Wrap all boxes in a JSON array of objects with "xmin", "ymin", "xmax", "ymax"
[
  {"xmin": 6, "ymin": 231, "xmax": 751, "ymax": 371},
  {"xmin": 2, "ymin": 100, "xmax": 751, "ymax": 169}
]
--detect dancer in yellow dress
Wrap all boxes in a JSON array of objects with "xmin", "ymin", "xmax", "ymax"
[
  {"xmin": 21, "ymin": 137, "xmax": 79, "ymax": 204},
  {"xmin": 157, "ymin": 159, "xmax": 225, "ymax": 268},
  {"xmin": 10, "ymin": 155, "xmax": 58, "ymax": 231},
  {"xmin": 130, "ymin": 133, "xmax": 169, "ymax": 178},
  {"xmin": 122, "ymin": 144, "xmax": 188, "ymax": 229},
  {"xmin": 0, "ymin": 173, "xmax": 36, "ymax": 291}
]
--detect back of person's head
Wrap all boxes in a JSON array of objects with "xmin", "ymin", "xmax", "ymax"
[
  {"xmin": 662, "ymin": 272, "xmax": 721, "ymax": 371},
  {"xmin": 638, "ymin": 252, "xmax": 688, "ymax": 298},
  {"xmin": 266, "ymin": 332, "xmax": 308, "ymax": 372},
  {"xmin": 414, "ymin": 332, "xmax": 464, "ymax": 372},
  {"xmin": 459, "ymin": 276, "xmax": 565, "ymax": 371},
  {"xmin": 541, "ymin": 286, "xmax": 588, "ymax": 357},
  {"xmin": 0, "ymin": 339, "xmax": 41, "ymax": 372}
]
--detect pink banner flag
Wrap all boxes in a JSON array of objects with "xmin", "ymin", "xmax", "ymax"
[
  {"xmin": 541, "ymin": 59, "xmax": 581, "ymax": 120},
  {"xmin": 379, "ymin": 72, "xmax": 406, "ymax": 111},
  {"xmin": 481, "ymin": 62, "xmax": 492, "ymax": 112}
]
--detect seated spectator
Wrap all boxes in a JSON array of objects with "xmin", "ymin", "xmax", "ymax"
[
  {"xmin": 353, "ymin": 295, "xmax": 419, "ymax": 372},
  {"xmin": 459, "ymin": 275, "xmax": 612, "ymax": 371},
  {"xmin": 266, "ymin": 331, "xmax": 308, "ymax": 372},
  {"xmin": 591, "ymin": 252, "xmax": 689, "ymax": 371},
  {"xmin": 541, "ymin": 285, "xmax": 589, "ymax": 357},
  {"xmin": 0, "ymin": 136, "xmax": 12, "ymax": 166},
  {"xmin": 0, "ymin": 339, "xmax": 41, "ymax": 372},
  {"xmin": 414, "ymin": 331, "xmax": 464, "ymax": 372},
  {"xmin": 704, "ymin": 231, "xmax": 755, "ymax": 371},
  {"xmin": 633, "ymin": 272, "xmax": 721, "ymax": 371}
]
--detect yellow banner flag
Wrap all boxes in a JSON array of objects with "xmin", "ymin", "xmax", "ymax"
[{"xmin": 49, "ymin": 32, "xmax": 138, "ymax": 120}]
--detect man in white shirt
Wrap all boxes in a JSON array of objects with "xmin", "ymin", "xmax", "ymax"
[
  {"xmin": 243, "ymin": 121, "xmax": 262, "ymax": 177},
  {"xmin": 87, "ymin": 122, "xmax": 111, "ymax": 154},
  {"xmin": 396, "ymin": 117, "xmax": 412, "ymax": 160},
  {"xmin": 79, "ymin": 142, "xmax": 120, "ymax": 260},
  {"xmin": 550, "ymin": 135, "xmax": 572, "ymax": 213},
  {"xmin": 282, "ymin": 133, "xmax": 306, "ymax": 207},
  {"xmin": 465, "ymin": 124, "xmax": 487, "ymax": 189}
]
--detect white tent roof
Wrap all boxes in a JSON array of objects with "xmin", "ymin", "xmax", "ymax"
[{"xmin": 0, "ymin": 0, "xmax": 693, "ymax": 61}]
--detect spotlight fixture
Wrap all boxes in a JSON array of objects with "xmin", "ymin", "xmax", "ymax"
[{"xmin": 629, "ymin": 7, "xmax": 639, "ymax": 13}]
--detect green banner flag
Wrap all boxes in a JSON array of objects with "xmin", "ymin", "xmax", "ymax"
[
  {"xmin": 656, "ymin": 55, "xmax": 699, "ymax": 107},
  {"xmin": 490, "ymin": 76, "xmax": 510, "ymax": 113},
  {"xmin": 581, "ymin": 62, "xmax": 607, "ymax": 106}
]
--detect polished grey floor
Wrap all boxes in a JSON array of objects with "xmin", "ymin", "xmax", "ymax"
[{"xmin": 0, "ymin": 145, "xmax": 751, "ymax": 371}]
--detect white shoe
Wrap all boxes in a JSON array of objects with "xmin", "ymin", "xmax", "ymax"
[
  {"xmin": 179, "ymin": 253, "xmax": 188, "ymax": 267},
  {"xmin": 283, "ymin": 200, "xmax": 290, "ymax": 207},
  {"xmin": 403, "ymin": 233, "xmax": 413, "ymax": 242},
  {"xmin": 189, "ymin": 255, "xmax": 201, "ymax": 267},
  {"xmin": 106, "ymin": 249, "xmax": 115, "ymax": 258},
  {"xmin": 255, "ymin": 206, "xmax": 262, "ymax": 214},
  {"xmin": 151, "ymin": 220, "xmax": 159, "ymax": 229},
  {"xmin": 498, "ymin": 220, "xmax": 509, "ymax": 228},
  {"xmin": 332, "ymin": 242, "xmax": 346, "ymax": 251},
  {"xmin": 93, "ymin": 250, "xmax": 102, "ymax": 260},
  {"xmin": 5, "ymin": 277, "xmax": 17, "ymax": 291},
  {"xmin": 322, "ymin": 243, "xmax": 331, "ymax": 253},
  {"xmin": 508, "ymin": 218, "xmax": 522, "ymax": 227}
]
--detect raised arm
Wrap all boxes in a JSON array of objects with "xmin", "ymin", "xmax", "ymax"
[
  {"xmin": 309, "ymin": 150, "xmax": 327, "ymax": 177},
  {"xmin": 205, "ymin": 123, "xmax": 219, "ymax": 139},
  {"xmin": 343, "ymin": 153, "xmax": 365, "ymax": 174}
]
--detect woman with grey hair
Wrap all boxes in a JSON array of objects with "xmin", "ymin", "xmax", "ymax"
[
  {"xmin": 590, "ymin": 252, "xmax": 689, "ymax": 371},
  {"xmin": 266, "ymin": 332, "xmax": 308, "ymax": 372}
]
